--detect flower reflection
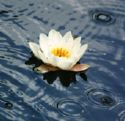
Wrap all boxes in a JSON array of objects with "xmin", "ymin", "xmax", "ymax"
[
  {"xmin": 25, "ymin": 54, "xmax": 88, "ymax": 87},
  {"xmin": 43, "ymin": 71, "xmax": 76, "ymax": 87}
]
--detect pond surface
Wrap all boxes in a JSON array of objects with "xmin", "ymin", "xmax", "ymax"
[{"xmin": 0, "ymin": 0, "xmax": 125, "ymax": 121}]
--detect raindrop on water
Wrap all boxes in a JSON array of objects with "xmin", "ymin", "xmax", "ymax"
[
  {"xmin": 56, "ymin": 99, "xmax": 86, "ymax": 118},
  {"xmin": 86, "ymin": 88, "xmax": 117, "ymax": 108},
  {"xmin": 89, "ymin": 9, "xmax": 116, "ymax": 25},
  {"xmin": 100, "ymin": 96, "xmax": 115, "ymax": 106},
  {"xmin": 4, "ymin": 101, "xmax": 13, "ymax": 109}
]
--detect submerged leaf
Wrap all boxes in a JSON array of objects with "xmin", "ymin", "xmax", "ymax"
[
  {"xmin": 70, "ymin": 64, "xmax": 90, "ymax": 72},
  {"xmin": 34, "ymin": 64, "xmax": 58, "ymax": 73},
  {"xmin": 34, "ymin": 63, "xmax": 90, "ymax": 73}
]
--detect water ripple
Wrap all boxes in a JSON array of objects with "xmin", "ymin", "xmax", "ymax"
[
  {"xmin": 85, "ymin": 88, "xmax": 118, "ymax": 109},
  {"xmin": 0, "ymin": 0, "xmax": 125, "ymax": 121},
  {"xmin": 89, "ymin": 9, "xmax": 116, "ymax": 25},
  {"xmin": 56, "ymin": 98, "xmax": 85, "ymax": 118},
  {"xmin": 117, "ymin": 110, "xmax": 125, "ymax": 121}
]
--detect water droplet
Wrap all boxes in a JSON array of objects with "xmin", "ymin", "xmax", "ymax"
[
  {"xmin": 56, "ymin": 99, "xmax": 85, "ymax": 118},
  {"xmin": 86, "ymin": 88, "xmax": 117, "ymax": 108},
  {"xmin": 100, "ymin": 96, "xmax": 114, "ymax": 106},
  {"xmin": 89, "ymin": 9, "xmax": 115, "ymax": 25},
  {"xmin": 4, "ymin": 101, "xmax": 13, "ymax": 109}
]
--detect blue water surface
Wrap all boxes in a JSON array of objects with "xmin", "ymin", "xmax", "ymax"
[{"xmin": 0, "ymin": 0, "xmax": 125, "ymax": 121}]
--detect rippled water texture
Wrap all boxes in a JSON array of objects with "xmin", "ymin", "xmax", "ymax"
[{"xmin": 0, "ymin": 0, "xmax": 125, "ymax": 121}]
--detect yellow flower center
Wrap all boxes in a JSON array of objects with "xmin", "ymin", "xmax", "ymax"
[{"xmin": 51, "ymin": 47, "xmax": 70, "ymax": 58}]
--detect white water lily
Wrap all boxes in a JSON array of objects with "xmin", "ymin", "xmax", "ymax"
[{"xmin": 29, "ymin": 29, "xmax": 89, "ymax": 73}]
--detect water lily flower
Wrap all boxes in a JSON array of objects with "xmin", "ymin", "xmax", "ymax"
[{"xmin": 29, "ymin": 29, "xmax": 89, "ymax": 73}]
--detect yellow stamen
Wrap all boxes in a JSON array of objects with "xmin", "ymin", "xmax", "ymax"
[{"xmin": 51, "ymin": 47, "xmax": 70, "ymax": 58}]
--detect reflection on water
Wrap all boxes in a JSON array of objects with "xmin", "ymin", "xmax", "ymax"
[
  {"xmin": 0, "ymin": 97, "xmax": 13, "ymax": 110},
  {"xmin": 0, "ymin": 0, "xmax": 125, "ymax": 121},
  {"xmin": 25, "ymin": 54, "xmax": 88, "ymax": 87},
  {"xmin": 43, "ymin": 71, "xmax": 76, "ymax": 87}
]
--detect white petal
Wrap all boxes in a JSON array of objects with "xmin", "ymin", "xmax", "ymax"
[
  {"xmin": 73, "ymin": 44, "xmax": 88, "ymax": 64},
  {"xmin": 72, "ymin": 37, "xmax": 81, "ymax": 52},
  {"xmin": 63, "ymin": 31, "xmax": 73, "ymax": 42},
  {"xmin": 39, "ymin": 33, "xmax": 48, "ymax": 46},
  {"xmin": 62, "ymin": 31, "xmax": 74, "ymax": 50},
  {"xmin": 56, "ymin": 58, "xmax": 74, "ymax": 70},
  {"xmin": 69, "ymin": 44, "xmax": 88, "ymax": 67},
  {"xmin": 39, "ymin": 33, "xmax": 49, "ymax": 56},
  {"xmin": 29, "ymin": 42, "xmax": 41, "ymax": 59},
  {"xmin": 74, "ymin": 37, "xmax": 81, "ymax": 45},
  {"xmin": 48, "ymin": 29, "xmax": 62, "ymax": 43},
  {"xmin": 38, "ymin": 50, "xmax": 49, "ymax": 64},
  {"xmin": 46, "ymin": 54, "xmax": 58, "ymax": 67},
  {"xmin": 79, "ymin": 44, "xmax": 88, "ymax": 57},
  {"xmin": 75, "ymin": 43, "xmax": 88, "ymax": 62}
]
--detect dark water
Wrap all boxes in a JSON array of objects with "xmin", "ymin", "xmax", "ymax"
[{"xmin": 0, "ymin": 0, "xmax": 125, "ymax": 121}]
